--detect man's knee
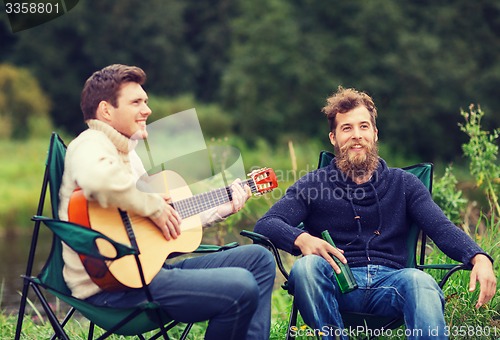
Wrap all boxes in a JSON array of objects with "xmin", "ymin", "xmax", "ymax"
[
  {"xmin": 291, "ymin": 255, "xmax": 326, "ymax": 276},
  {"xmin": 289, "ymin": 255, "xmax": 333, "ymax": 293},
  {"xmin": 228, "ymin": 268, "xmax": 260, "ymax": 307},
  {"xmin": 400, "ymin": 269, "xmax": 444, "ymax": 303},
  {"xmin": 404, "ymin": 269, "xmax": 440, "ymax": 288}
]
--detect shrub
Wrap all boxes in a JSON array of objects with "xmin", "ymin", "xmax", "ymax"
[{"xmin": 0, "ymin": 64, "xmax": 52, "ymax": 139}]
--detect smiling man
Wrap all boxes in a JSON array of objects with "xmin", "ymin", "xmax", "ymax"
[
  {"xmin": 254, "ymin": 86, "xmax": 496, "ymax": 340},
  {"xmin": 58, "ymin": 64, "xmax": 275, "ymax": 340}
]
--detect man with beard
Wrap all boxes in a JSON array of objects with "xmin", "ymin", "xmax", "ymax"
[{"xmin": 254, "ymin": 87, "xmax": 496, "ymax": 340}]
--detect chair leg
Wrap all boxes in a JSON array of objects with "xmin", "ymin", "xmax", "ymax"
[
  {"xmin": 14, "ymin": 279, "xmax": 31, "ymax": 340},
  {"xmin": 179, "ymin": 323, "xmax": 194, "ymax": 340},
  {"xmin": 15, "ymin": 221, "xmax": 45, "ymax": 340},
  {"xmin": 88, "ymin": 321, "xmax": 95, "ymax": 340},
  {"xmin": 31, "ymin": 284, "xmax": 70, "ymax": 340},
  {"xmin": 50, "ymin": 308, "xmax": 76, "ymax": 340},
  {"xmin": 286, "ymin": 300, "xmax": 299, "ymax": 340}
]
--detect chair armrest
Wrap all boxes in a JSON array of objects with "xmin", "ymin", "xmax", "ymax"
[
  {"xmin": 194, "ymin": 242, "xmax": 239, "ymax": 253},
  {"xmin": 240, "ymin": 230, "xmax": 290, "ymax": 280},
  {"xmin": 33, "ymin": 215, "xmax": 136, "ymax": 260},
  {"xmin": 417, "ymin": 263, "xmax": 470, "ymax": 288}
]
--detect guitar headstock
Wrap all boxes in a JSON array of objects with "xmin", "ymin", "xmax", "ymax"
[{"xmin": 248, "ymin": 167, "xmax": 278, "ymax": 195}]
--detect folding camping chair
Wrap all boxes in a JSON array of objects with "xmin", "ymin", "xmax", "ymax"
[
  {"xmin": 15, "ymin": 132, "xmax": 238, "ymax": 340},
  {"xmin": 242, "ymin": 150, "xmax": 469, "ymax": 339}
]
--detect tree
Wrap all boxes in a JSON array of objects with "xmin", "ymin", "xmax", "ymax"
[
  {"xmin": 221, "ymin": 0, "xmax": 500, "ymax": 161},
  {"xmin": 221, "ymin": 0, "xmax": 334, "ymax": 144},
  {"xmin": 0, "ymin": 63, "xmax": 51, "ymax": 139},
  {"xmin": 7, "ymin": 0, "xmax": 192, "ymax": 134}
]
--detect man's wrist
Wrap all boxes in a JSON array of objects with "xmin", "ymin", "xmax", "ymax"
[{"xmin": 471, "ymin": 253, "xmax": 491, "ymax": 266}]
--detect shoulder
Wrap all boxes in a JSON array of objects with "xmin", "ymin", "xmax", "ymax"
[
  {"xmin": 294, "ymin": 166, "xmax": 331, "ymax": 188},
  {"xmin": 67, "ymin": 129, "xmax": 115, "ymax": 155},
  {"xmin": 381, "ymin": 160, "xmax": 422, "ymax": 184}
]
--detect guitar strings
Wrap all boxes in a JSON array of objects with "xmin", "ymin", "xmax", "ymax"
[{"xmin": 172, "ymin": 178, "xmax": 257, "ymax": 219}]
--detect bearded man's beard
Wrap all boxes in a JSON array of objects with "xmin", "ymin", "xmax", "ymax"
[{"xmin": 334, "ymin": 139, "xmax": 379, "ymax": 181}]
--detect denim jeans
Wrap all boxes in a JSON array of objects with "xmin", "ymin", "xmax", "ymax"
[
  {"xmin": 86, "ymin": 244, "xmax": 276, "ymax": 340},
  {"xmin": 288, "ymin": 255, "xmax": 447, "ymax": 340}
]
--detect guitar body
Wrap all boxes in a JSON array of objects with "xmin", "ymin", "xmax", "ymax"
[{"xmin": 68, "ymin": 170, "xmax": 203, "ymax": 290}]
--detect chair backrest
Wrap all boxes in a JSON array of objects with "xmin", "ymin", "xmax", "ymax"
[
  {"xmin": 19, "ymin": 133, "xmax": 176, "ymax": 338},
  {"xmin": 37, "ymin": 133, "xmax": 71, "ymax": 294},
  {"xmin": 47, "ymin": 133, "xmax": 67, "ymax": 219},
  {"xmin": 317, "ymin": 151, "xmax": 433, "ymax": 269}
]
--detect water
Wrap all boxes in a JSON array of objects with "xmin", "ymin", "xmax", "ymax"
[{"xmin": 1, "ymin": 228, "xmax": 53, "ymax": 313}]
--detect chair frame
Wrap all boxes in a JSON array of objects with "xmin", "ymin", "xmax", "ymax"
[
  {"xmin": 15, "ymin": 132, "xmax": 237, "ymax": 340},
  {"xmin": 241, "ymin": 150, "xmax": 468, "ymax": 339}
]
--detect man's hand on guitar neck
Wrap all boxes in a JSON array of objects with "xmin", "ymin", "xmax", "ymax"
[
  {"xmin": 151, "ymin": 195, "xmax": 182, "ymax": 241},
  {"xmin": 217, "ymin": 179, "xmax": 252, "ymax": 218}
]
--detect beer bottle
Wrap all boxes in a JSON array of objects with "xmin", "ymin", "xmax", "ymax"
[{"xmin": 321, "ymin": 230, "xmax": 358, "ymax": 294}]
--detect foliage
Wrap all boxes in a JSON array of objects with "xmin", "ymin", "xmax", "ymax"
[
  {"xmin": 148, "ymin": 94, "xmax": 234, "ymax": 138},
  {"xmin": 1, "ymin": 0, "xmax": 237, "ymax": 136},
  {"xmin": 425, "ymin": 214, "xmax": 500, "ymax": 339},
  {"xmin": 0, "ymin": 137, "xmax": 48, "ymax": 234},
  {"xmin": 432, "ymin": 165, "xmax": 467, "ymax": 227},
  {"xmin": 459, "ymin": 105, "xmax": 500, "ymax": 218},
  {"xmin": 2, "ymin": 1, "xmax": 500, "ymax": 160},
  {"xmin": 220, "ymin": 0, "xmax": 500, "ymax": 160},
  {"xmin": 0, "ymin": 64, "xmax": 52, "ymax": 139}
]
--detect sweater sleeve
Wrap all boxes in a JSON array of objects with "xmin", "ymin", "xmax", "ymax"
[
  {"xmin": 66, "ymin": 132, "xmax": 166, "ymax": 219},
  {"xmin": 404, "ymin": 172, "xmax": 492, "ymax": 266},
  {"xmin": 254, "ymin": 176, "xmax": 311, "ymax": 255}
]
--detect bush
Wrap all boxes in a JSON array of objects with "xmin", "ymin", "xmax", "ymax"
[
  {"xmin": 459, "ymin": 105, "xmax": 500, "ymax": 219},
  {"xmin": 433, "ymin": 165, "xmax": 467, "ymax": 227},
  {"xmin": 0, "ymin": 64, "xmax": 52, "ymax": 139},
  {"xmin": 147, "ymin": 94, "xmax": 234, "ymax": 139}
]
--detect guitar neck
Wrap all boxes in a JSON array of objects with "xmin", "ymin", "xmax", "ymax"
[{"xmin": 171, "ymin": 178, "xmax": 256, "ymax": 219}]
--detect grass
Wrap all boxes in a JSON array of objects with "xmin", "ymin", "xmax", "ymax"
[
  {"xmin": 0, "ymin": 137, "xmax": 48, "ymax": 236},
  {"xmin": 5, "ymin": 228, "xmax": 499, "ymax": 340}
]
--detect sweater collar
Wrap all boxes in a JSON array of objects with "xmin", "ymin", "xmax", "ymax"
[
  {"xmin": 328, "ymin": 157, "xmax": 390, "ymax": 206},
  {"xmin": 328, "ymin": 157, "xmax": 388, "ymax": 260},
  {"xmin": 86, "ymin": 119, "xmax": 138, "ymax": 153}
]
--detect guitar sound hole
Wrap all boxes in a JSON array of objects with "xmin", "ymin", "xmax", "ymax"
[{"xmin": 82, "ymin": 257, "xmax": 109, "ymax": 279}]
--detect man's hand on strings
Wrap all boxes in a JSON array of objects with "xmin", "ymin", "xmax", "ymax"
[
  {"xmin": 218, "ymin": 179, "xmax": 251, "ymax": 218},
  {"xmin": 151, "ymin": 196, "xmax": 182, "ymax": 240}
]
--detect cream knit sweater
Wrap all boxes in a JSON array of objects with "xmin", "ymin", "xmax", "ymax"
[{"xmin": 59, "ymin": 120, "xmax": 221, "ymax": 299}]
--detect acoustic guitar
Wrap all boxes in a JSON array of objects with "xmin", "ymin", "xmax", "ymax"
[{"xmin": 68, "ymin": 168, "xmax": 278, "ymax": 291}]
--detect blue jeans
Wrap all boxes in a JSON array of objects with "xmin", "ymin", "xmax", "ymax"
[
  {"xmin": 86, "ymin": 244, "xmax": 276, "ymax": 340},
  {"xmin": 288, "ymin": 255, "xmax": 447, "ymax": 340}
]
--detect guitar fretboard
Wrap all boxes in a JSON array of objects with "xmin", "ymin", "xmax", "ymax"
[{"xmin": 171, "ymin": 178, "xmax": 257, "ymax": 219}]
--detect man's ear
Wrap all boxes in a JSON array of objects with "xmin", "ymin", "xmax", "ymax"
[
  {"xmin": 328, "ymin": 131, "xmax": 336, "ymax": 146},
  {"xmin": 374, "ymin": 127, "xmax": 379, "ymax": 142},
  {"xmin": 96, "ymin": 101, "xmax": 112, "ymax": 121}
]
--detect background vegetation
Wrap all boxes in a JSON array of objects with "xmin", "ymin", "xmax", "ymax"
[
  {"xmin": 1, "ymin": 0, "xmax": 500, "ymax": 161},
  {"xmin": 0, "ymin": 1, "xmax": 499, "ymax": 339}
]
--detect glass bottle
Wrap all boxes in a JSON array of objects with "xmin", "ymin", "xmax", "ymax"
[{"xmin": 321, "ymin": 230, "xmax": 358, "ymax": 294}]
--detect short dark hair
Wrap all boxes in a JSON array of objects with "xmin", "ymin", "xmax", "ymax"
[
  {"xmin": 322, "ymin": 86, "xmax": 377, "ymax": 132},
  {"xmin": 80, "ymin": 64, "xmax": 146, "ymax": 120}
]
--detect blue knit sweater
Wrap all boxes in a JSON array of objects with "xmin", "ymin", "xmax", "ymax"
[{"xmin": 254, "ymin": 158, "xmax": 489, "ymax": 269}]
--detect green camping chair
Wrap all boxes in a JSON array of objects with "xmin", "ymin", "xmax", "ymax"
[
  {"xmin": 15, "ymin": 132, "xmax": 238, "ymax": 340},
  {"xmin": 242, "ymin": 150, "xmax": 469, "ymax": 339}
]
